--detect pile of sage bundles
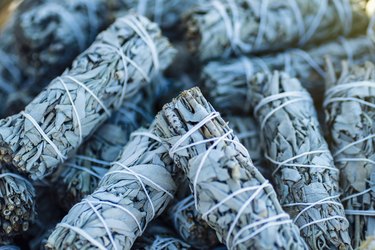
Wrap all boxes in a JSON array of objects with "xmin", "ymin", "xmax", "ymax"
[{"xmin": 1, "ymin": 0, "xmax": 375, "ymax": 248}]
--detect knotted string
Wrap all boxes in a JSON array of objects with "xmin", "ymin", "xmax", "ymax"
[
  {"xmin": 151, "ymin": 236, "xmax": 190, "ymax": 249},
  {"xmin": 168, "ymin": 111, "xmax": 292, "ymax": 249}
]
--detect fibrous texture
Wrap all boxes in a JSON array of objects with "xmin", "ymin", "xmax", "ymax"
[
  {"xmin": 324, "ymin": 61, "xmax": 375, "ymax": 248},
  {"xmin": 134, "ymin": 222, "xmax": 193, "ymax": 250},
  {"xmin": 202, "ymin": 35, "xmax": 375, "ymax": 114},
  {"xmin": 169, "ymin": 195, "xmax": 219, "ymax": 248},
  {"xmin": 109, "ymin": 0, "xmax": 204, "ymax": 30},
  {"xmin": 155, "ymin": 87, "xmax": 307, "ymax": 249},
  {"xmin": 0, "ymin": 14, "xmax": 175, "ymax": 180},
  {"xmin": 0, "ymin": 167, "xmax": 35, "ymax": 242},
  {"xmin": 186, "ymin": 0, "xmax": 369, "ymax": 61},
  {"xmin": 46, "ymin": 127, "xmax": 177, "ymax": 250},
  {"xmin": 52, "ymin": 77, "xmax": 156, "ymax": 211},
  {"xmin": 251, "ymin": 71, "xmax": 351, "ymax": 249}
]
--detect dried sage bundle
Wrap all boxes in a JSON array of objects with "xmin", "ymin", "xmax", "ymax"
[
  {"xmin": 225, "ymin": 115, "xmax": 271, "ymax": 179},
  {"xmin": 324, "ymin": 61, "xmax": 375, "ymax": 248},
  {"xmin": 109, "ymin": 0, "xmax": 204, "ymax": 31},
  {"xmin": 134, "ymin": 221, "xmax": 192, "ymax": 250},
  {"xmin": 14, "ymin": 0, "xmax": 110, "ymax": 94},
  {"xmin": 202, "ymin": 35, "xmax": 375, "ymax": 114},
  {"xmin": 251, "ymin": 71, "xmax": 351, "ymax": 249},
  {"xmin": 46, "ymin": 126, "xmax": 177, "ymax": 250},
  {"xmin": 155, "ymin": 87, "xmax": 307, "ymax": 249},
  {"xmin": 0, "ymin": 167, "xmax": 35, "ymax": 241},
  {"xmin": 52, "ymin": 88, "xmax": 155, "ymax": 210},
  {"xmin": 169, "ymin": 195, "xmax": 219, "ymax": 248},
  {"xmin": 186, "ymin": 0, "xmax": 369, "ymax": 61},
  {"xmin": 0, "ymin": 14, "xmax": 176, "ymax": 180}
]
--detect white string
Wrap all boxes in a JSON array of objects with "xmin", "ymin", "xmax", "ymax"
[
  {"xmin": 65, "ymin": 163, "xmax": 102, "ymax": 179},
  {"xmin": 75, "ymin": 155, "xmax": 112, "ymax": 166},
  {"xmin": 332, "ymin": 0, "xmax": 352, "ymax": 36},
  {"xmin": 109, "ymin": 162, "xmax": 174, "ymax": 199},
  {"xmin": 64, "ymin": 76, "xmax": 110, "ymax": 116},
  {"xmin": 130, "ymin": 131, "xmax": 162, "ymax": 143},
  {"xmin": 345, "ymin": 210, "xmax": 375, "ymax": 216},
  {"xmin": 172, "ymin": 195, "xmax": 194, "ymax": 229},
  {"xmin": 334, "ymin": 134, "xmax": 375, "ymax": 158},
  {"xmin": 254, "ymin": 0, "xmax": 269, "ymax": 49},
  {"xmin": 84, "ymin": 199, "xmax": 119, "ymax": 250},
  {"xmin": 57, "ymin": 222, "xmax": 106, "ymax": 250},
  {"xmin": 57, "ymin": 77, "xmax": 83, "ymax": 144},
  {"xmin": 236, "ymin": 131, "xmax": 258, "ymax": 140},
  {"xmin": 287, "ymin": 0, "xmax": 305, "ymax": 37},
  {"xmin": 21, "ymin": 111, "xmax": 67, "ymax": 162},
  {"xmin": 0, "ymin": 172, "xmax": 32, "ymax": 186},
  {"xmin": 291, "ymin": 49, "xmax": 326, "ymax": 78},
  {"xmin": 232, "ymin": 214, "xmax": 292, "ymax": 247},
  {"xmin": 341, "ymin": 188, "xmax": 372, "ymax": 202},
  {"xmin": 299, "ymin": 215, "xmax": 348, "ymax": 231},
  {"xmin": 299, "ymin": 0, "xmax": 328, "ymax": 45},
  {"xmin": 121, "ymin": 16, "xmax": 160, "ymax": 73},
  {"xmin": 339, "ymin": 36, "xmax": 353, "ymax": 65},
  {"xmin": 151, "ymin": 236, "xmax": 190, "ymax": 249},
  {"xmin": 212, "ymin": 1, "xmax": 236, "ymax": 54},
  {"xmin": 265, "ymin": 149, "xmax": 338, "ymax": 176}
]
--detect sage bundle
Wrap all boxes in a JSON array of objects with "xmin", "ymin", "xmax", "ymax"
[
  {"xmin": 0, "ymin": 167, "xmax": 35, "ymax": 241},
  {"xmin": 14, "ymin": 0, "xmax": 110, "ymax": 92},
  {"xmin": 52, "ymin": 87, "xmax": 155, "ymax": 210},
  {"xmin": 109, "ymin": 0, "xmax": 204, "ymax": 31},
  {"xmin": 225, "ymin": 115, "xmax": 270, "ymax": 178},
  {"xmin": 134, "ymin": 222, "xmax": 192, "ymax": 250},
  {"xmin": 251, "ymin": 71, "xmax": 351, "ymax": 249},
  {"xmin": 155, "ymin": 87, "xmax": 307, "ymax": 249},
  {"xmin": 186, "ymin": 0, "xmax": 369, "ymax": 61},
  {"xmin": 0, "ymin": 14, "xmax": 175, "ymax": 180},
  {"xmin": 169, "ymin": 195, "xmax": 219, "ymax": 248},
  {"xmin": 46, "ymin": 127, "xmax": 177, "ymax": 250},
  {"xmin": 202, "ymin": 35, "xmax": 375, "ymax": 114},
  {"xmin": 324, "ymin": 61, "xmax": 375, "ymax": 248}
]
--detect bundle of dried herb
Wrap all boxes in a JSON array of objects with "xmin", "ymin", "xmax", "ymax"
[
  {"xmin": 186, "ymin": 0, "xmax": 369, "ymax": 61},
  {"xmin": 109, "ymin": 0, "xmax": 204, "ymax": 31},
  {"xmin": 225, "ymin": 115, "xmax": 271, "ymax": 179},
  {"xmin": 324, "ymin": 61, "xmax": 375, "ymax": 248},
  {"xmin": 14, "ymin": 0, "xmax": 110, "ymax": 94},
  {"xmin": 169, "ymin": 195, "xmax": 219, "ymax": 248},
  {"xmin": 202, "ymin": 35, "xmax": 375, "ymax": 114},
  {"xmin": 155, "ymin": 87, "xmax": 307, "ymax": 249},
  {"xmin": 134, "ymin": 221, "xmax": 192, "ymax": 250},
  {"xmin": 251, "ymin": 71, "xmax": 351, "ymax": 249},
  {"xmin": 52, "ymin": 87, "xmax": 155, "ymax": 210},
  {"xmin": 0, "ymin": 14, "xmax": 176, "ymax": 180},
  {"xmin": 46, "ymin": 126, "xmax": 177, "ymax": 250},
  {"xmin": 0, "ymin": 167, "xmax": 35, "ymax": 242}
]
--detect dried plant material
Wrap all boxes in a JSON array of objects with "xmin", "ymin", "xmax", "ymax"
[
  {"xmin": 225, "ymin": 115, "xmax": 271, "ymax": 179},
  {"xmin": 0, "ymin": 14, "xmax": 176, "ymax": 180},
  {"xmin": 0, "ymin": 0, "xmax": 13, "ymax": 29},
  {"xmin": 134, "ymin": 221, "xmax": 192, "ymax": 250},
  {"xmin": 324, "ymin": 61, "xmax": 375, "ymax": 248},
  {"xmin": 46, "ymin": 126, "xmax": 177, "ymax": 250},
  {"xmin": 0, "ymin": 246, "xmax": 20, "ymax": 250},
  {"xmin": 186, "ymin": 0, "xmax": 369, "ymax": 61},
  {"xmin": 202, "ymin": 35, "xmax": 375, "ymax": 114},
  {"xmin": 360, "ymin": 236, "xmax": 375, "ymax": 250},
  {"xmin": 155, "ymin": 87, "xmax": 307, "ymax": 249},
  {"xmin": 0, "ymin": 167, "xmax": 35, "ymax": 241},
  {"xmin": 109, "ymin": 0, "xmax": 204, "ymax": 30},
  {"xmin": 14, "ymin": 0, "xmax": 110, "ymax": 94},
  {"xmin": 52, "ymin": 88, "xmax": 155, "ymax": 210},
  {"xmin": 251, "ymin": 71, "xmax": 351, "ymax": 249},
  {"xmin": 169, "ymin": 195, "xmax": 219, "ymax": 248}
]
